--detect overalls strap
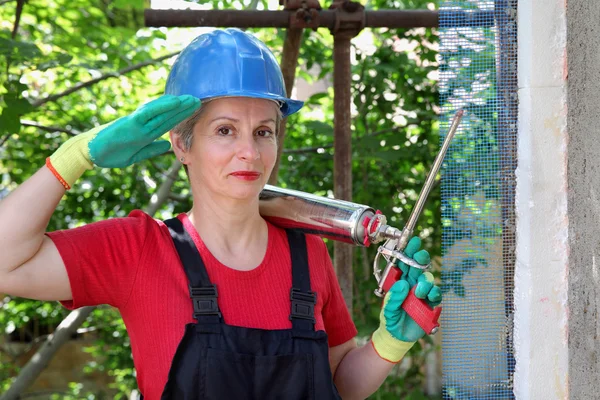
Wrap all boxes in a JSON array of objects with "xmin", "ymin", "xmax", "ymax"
[
  {"xmin": 164, "ymin": 217, "xmax": 221, "ymax": 326},
  {"xmin": 286, "ymin": 229, "xmax": 317, "ymax": 332}
]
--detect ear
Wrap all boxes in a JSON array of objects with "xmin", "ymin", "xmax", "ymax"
[{"xmin": 170, "ymin": 130, "xmax": 188, "ymax": 162}]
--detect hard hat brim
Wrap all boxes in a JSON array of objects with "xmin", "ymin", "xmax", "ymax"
[{"xmin": 197, "ymin": 92, "xmax": 304, "ymax": 119}]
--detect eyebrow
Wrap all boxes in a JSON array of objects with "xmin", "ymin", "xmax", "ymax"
[
  {"xmin": 209, "ymin": 116, "xmax": 239, "ymax": 124},
  {"xmin": 209, "ymin": 116, "xmax": 277, "ymax": 125}
]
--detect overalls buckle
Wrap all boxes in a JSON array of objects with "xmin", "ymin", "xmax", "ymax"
[
  {"xmin": 189, "ymin": 284, "xmax": 222, "ymax": 318},
  {"xmin": 289, "ymin": 288, "xmax": 317, "ymax": 322}
]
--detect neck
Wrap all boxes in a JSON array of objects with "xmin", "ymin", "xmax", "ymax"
[{"xmin": 187, "ymin": 186, "xmax": 268, "ymax": 268}]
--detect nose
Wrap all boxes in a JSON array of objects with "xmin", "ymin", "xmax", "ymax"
[{"xmin": 236, "ymin": 133, "xmax": 260, "ymax": 162}]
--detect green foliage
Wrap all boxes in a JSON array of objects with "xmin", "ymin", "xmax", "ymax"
[{"xmin": 0, "ymin": 0, "xmax": 443, "ymax": 398}]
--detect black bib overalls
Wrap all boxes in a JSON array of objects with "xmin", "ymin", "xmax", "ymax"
[{"xmin": 157, "ymin": 217, "xmax": 342, "ymax": 400}]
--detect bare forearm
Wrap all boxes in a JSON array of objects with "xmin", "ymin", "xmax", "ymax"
[
  {"xmin": 0, "ymin": 166, "xmax": 65, "ymax": 272},
  {"xmin": 334, "ymin": 341, "xmax": 400, "ymax": 400}
]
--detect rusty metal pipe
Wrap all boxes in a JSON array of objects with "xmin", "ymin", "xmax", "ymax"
[
  {"xmin": 332, "ymin": 31, "xmax": 354, "ymax": 313},
  {"xmin": 364, "ymin": 10, "xmax": 438, "ymax": 28},
  {"xmin": 144, "ymin": 9, "xmax": 496, "ymax": 29},
  {"xmin": 145, "ymin": 10, "xmax": 291, "ymax": 28}
]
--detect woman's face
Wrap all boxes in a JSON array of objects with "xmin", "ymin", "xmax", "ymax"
[{"xmin": 183, "ymin": 97, "xmax": 279, "ymax": 202}]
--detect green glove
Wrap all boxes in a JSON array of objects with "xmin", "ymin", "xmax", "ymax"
[
  {"xmin": 47, "ymin": 94, "xmax": 201, "ymax": 189},
  {"xmin": 371, "ymin": 237, "xmax": 442, "ymax": 363}
]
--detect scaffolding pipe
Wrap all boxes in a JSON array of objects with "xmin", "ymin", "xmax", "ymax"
[
  {"xmin": 332, "ymin": 29, "xmax": 355, "ymax": 313},
  {"xmin": 144, "ymin": 9, "xmax": 496, "ymax": 29}
]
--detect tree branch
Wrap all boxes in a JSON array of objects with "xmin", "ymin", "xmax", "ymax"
[
  {"xmin": 20, "ymin": 120, "xmax": 79, "ymax": 136},
  {"xmin": 145, "ymin": 159, "xmax": 182, "ymax": 217},
  {"xmin": 4, "ymin": 0, "xmax": 25, "ymax": 76},
  {"xmin": 3, "ymin": 333, "xmax": 52, "ymax": 362},
  {"xmin": 1, "ymin": 121, "xmax": 78, "ymax": 147},
  {"xmin": 0, "ymin": 306, "xmax": 94, "ymax": 400},
  {"xmin": 283, "ymin": 143, "xmax": 332, "ymax": 154},
  {"xmin": 169, "ymin": 192, "xmax": 187, "ymax": 203},
  {"xmin": 148, "ymin": 155, "xmax": 179, "ymax": 180},
  {"xmin": 0, "ymin": 134, "xmax": 10, "ymax": 147},
  {"xmin": 11, "ymin": 0, "xmax": 24, "ymax": 39},
  {"xmin": 0, "ymin": 345, "xmax": 18, "ymax": 363},
  {"xmin": 283, "ymin": 125, "xmax": 409, "ymax": 155},
  {"xmin": 31, "ymin": 51, "xmax": 180, "ymax": 108}
]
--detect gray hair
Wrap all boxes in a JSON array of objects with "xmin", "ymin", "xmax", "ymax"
[{"xmin": 172, "ymin": 99, "xmax": 283, "ymax": 151}]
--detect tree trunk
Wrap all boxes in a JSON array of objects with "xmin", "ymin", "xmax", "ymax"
[
  {"xmin": 0, "ymin": 307, "xmax": 94, "ymax": 400},
  {"xmin": 268, "ymin": 27, "xmax": 303, "ymax": 185}
]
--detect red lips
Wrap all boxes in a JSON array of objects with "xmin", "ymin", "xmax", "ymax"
[{"xmin": 230, "ymin": 171, "xmax": 261, "ymax": 181}]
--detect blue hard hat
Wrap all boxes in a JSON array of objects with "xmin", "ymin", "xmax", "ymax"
[{"xmin": 165, "ymin": 28, "xmax": 304, "ymax": 118}]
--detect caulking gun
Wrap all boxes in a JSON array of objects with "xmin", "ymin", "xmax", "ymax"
[{"xmin": 258, "ymin": 110, "xmax": 464, "ymax": 335}]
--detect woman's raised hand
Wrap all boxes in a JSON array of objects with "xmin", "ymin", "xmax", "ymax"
[{"xmin": 47, "ymin": 94, "xmax": 201, "ymax": 189}]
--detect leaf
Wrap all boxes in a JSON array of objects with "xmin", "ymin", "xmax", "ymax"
[
  {"xmin": 0, "ymin": 37, "xmax": 42, "ymax": 61},
  {"xmin": 0, "ymin": 111, "xmax": 22, "ymax": 136},
  {"xmin": 37, "ymin": 52, "xmax": 74, "ymax": 71},
  {"xmin": 305, "ymin": 92, "xmax": 328, "ymax": 106},
  {"xmin": 2, "ymin": 93, "xmax": 34, "ymax": 115},
  {"xmin": 3, "ymin": 80, "xmax": 28, "ymax": 93},
  {"xmin": 359, "ymin": 150, "xmax": 410, "ymax": 162},
  {"xmin": 114, "ymin": 0, "xmax": 145, "ymax": 9},
  {"xmin": 304, "ymin": 120, "xmax": 333, "ymax": 136}
]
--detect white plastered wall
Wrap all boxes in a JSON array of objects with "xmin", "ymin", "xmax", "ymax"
[{"xmin": 514, "ymin": 0, "xmax": 569, "ymax": 398}]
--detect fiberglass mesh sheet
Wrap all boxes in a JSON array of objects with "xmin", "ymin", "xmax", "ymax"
[{"xmin": 439, "ymin": 1, "xmax": 517, "ymax": 399}]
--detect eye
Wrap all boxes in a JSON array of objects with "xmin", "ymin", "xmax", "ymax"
[
  {"xmin": 256, "ymin": 129, "xmax": 274, "ymax": 138},
  {"xmin": 217, "ymin": 126, "xmax": 234, "ymax": 136}
]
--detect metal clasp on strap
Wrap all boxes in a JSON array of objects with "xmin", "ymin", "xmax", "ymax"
[
  {"xmin": 189, "ymin": 284, "xmax": 222, "ymax": 319},
  {"xmin": 289, "ymin": 288, "xmax": 316, "ymax": 323}
]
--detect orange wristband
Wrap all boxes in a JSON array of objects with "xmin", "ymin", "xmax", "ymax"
[{"xmin": 46, "ymin": 157, "xmax": 71, "ymax": 190}]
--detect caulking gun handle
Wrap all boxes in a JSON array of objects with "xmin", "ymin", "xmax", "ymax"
[{"xmin": 381, "ymin": 267, "xmax": 442, "ymax": 335}]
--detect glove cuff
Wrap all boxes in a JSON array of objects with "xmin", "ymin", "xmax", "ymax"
[
  {"xmin": 371, "ymin": 327, "xmax": 415, "ymax": 363},
  {"xmin": 47, "ymin": 125, "xmax": 105, "ymax": 189}
]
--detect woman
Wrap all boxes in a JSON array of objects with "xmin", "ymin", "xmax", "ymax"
[{"xmin": 0, "ymin": 29, "xmax": 441, "ymax": 399}]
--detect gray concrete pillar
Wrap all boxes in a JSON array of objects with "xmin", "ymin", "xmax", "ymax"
[{"xmin": 567, "ymin": 1, "xmax": 600, "ymax": 398}]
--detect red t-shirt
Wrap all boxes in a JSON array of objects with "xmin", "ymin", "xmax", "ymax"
[{"xmin": 47, "ymin": 211, "xmax": 357, "ymax": 400}]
